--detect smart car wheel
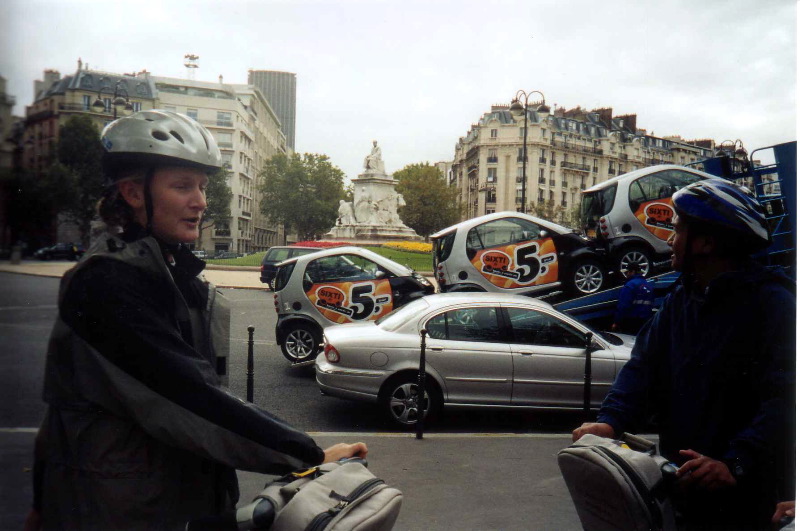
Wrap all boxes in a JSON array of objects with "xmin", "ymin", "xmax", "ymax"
[
  {"xmin": 618, "ymin": 247, "xmax": 652, "ymax": 277},
  {"xmin": 280, "ymin": 323, "xmax": 321, "ymax": 363},
  {"xmin": 380, "ymin": 374, "xmax": 442, "ymax": 427},
  {"xmin": 570, "ymin": 259, "xmax": 604, "ymax": 295}
]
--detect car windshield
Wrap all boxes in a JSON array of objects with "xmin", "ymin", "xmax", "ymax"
[
  {"xmin": 580, "ymin": 184, "xmax": 616, "ymax": 237},
  {"xmin": 375, "ymin": 297, "xmax": 431, "ymax": 331}
]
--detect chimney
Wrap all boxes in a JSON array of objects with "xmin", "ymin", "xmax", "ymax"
[
  {"xmin": 219, "ymin": 74, "xmax": 223, "ymax": 84},
  {"xmin": 592, "ymin": 107, "xmax": 613, "ymax": 128},
  {"xmin": 615, "ymin": 114, "xmax": 637, "ymax": 132},
  {"xmin": 77, "ymin": 57, "xmax": 83, "ymax": 71}
]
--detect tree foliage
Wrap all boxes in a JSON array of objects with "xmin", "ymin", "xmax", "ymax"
[
  {"xmin": 394, "ymin": 163, "xmax": 462, "ymax": 239},
  {"xmin": 54, "ymin": 115, "xmax": 105, "ymax": 244},
  {"xmin": 201, "ymin": 167, "xmax": 233, "ymax": 231},
  {"xmin": 258, "ymin": 153, "xmax": 346, "ymax": 240},
  {"xmin": 529, "ymin": 200, "xmax": 581, "ymax": 229}
]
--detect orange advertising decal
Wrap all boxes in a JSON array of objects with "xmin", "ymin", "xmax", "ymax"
[
  {"xmin": 306, "ymin": 279, "xmax": 394, "ymax": 324},
  {"xmin": 635, "ymin": 199, "xmax": 676, "ymax": 241},
  {"xmin": 470, "ymin": 239, "xmax": 559, "ymax": 289}
]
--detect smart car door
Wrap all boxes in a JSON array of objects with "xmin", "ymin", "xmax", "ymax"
[
  {"xmin": 504, "ymin": 306, "xmax": 616, "ymax": 408},
  {"xmin": 424, "ymin": 306, "xmax": 512, "ymax": 405}
]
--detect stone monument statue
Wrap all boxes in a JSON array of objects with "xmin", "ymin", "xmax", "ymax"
[
  {"xmin": 325, "ymin": 141, "xmax": 422, "ymax": 242},
  {"xmin": 363, "ymin": 140, "xmax": 386, "ymax": 174}
]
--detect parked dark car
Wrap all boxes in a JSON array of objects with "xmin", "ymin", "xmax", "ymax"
[
  {"xmin": 260, "ymin": 245, "xmax": 319, "ymax": 288},
  {"xmin": 34, "ymin": 243, "xmax": 84, "ymax": 261},
  {"xmin": 213, "ymin": 251, "xmax": 242, "ymax": 260}
]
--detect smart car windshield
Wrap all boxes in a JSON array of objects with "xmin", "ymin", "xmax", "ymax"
[
  {"xmin": 375, "ymin": 297, "xmax": 431, "ymax": 331},
  {"xmin": 580, "ymin": 184, "xmax": 616, "ymax": 237}
]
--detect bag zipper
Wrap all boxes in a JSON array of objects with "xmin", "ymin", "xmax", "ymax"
[
  {"xmin": 305, "ymin": 477, "xmax": 385, "ymax": 531},
  {"xmin": 592, "ymin": 445, "xmax": 663, "ymax": 531}
]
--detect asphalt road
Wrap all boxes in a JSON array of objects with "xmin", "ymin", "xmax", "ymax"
[{"xmin": 0, "ymin": 271, "xmax": 586, "ymax": 530}]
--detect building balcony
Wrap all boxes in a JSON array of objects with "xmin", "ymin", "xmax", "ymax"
[
  {"xmin": 486, "ymin": 156, "xmax": 498, "ymax": 163},
  {"xmin": 538, "ymin": 177, "xmax": 546, "ymax": 184},
  {"xmin": 561, "ymin": 181, "xmax": 568, "ymax": 188},
  {"xmin": 25, "ymin": 109, "xmax": 55, "ymax": 124},
  {"xmin": 201, "ymin": 119, "xmax": 234, "ymax": 129},
  {"xmin": 214, "ymin": 229, "xmax": 231, "ymax": 237},
  {"xmin": 241, "ymin": 211, "xmax": 251, "ymax": 218},
  {"xmin": 561, "ymin": 161, "xmax": 591, "ymax": 172},
  {"xmin": 218, "ymin": 142, "xmax": 234, "ymax": 149},
  {"xmin": 592, "ymin": 167, "xmax": 598, "ymax": 173},
  {"xmin": 478, "ymin": 181, "xmax": 496, "ymax": 191},
  {"xmin": 517, "ymin": 155, "xmax": 528, "ymax": 162},
  {"xmin": 620, "ymin": 153, "xmax": 629, "ymax": 160},
  {"xmin": 549, "ymin": 180, "xmax": 556, "ymax": 187},
  {"xmin": 539, "ymin": 157, "xmax": 547, "ymax": 163}
]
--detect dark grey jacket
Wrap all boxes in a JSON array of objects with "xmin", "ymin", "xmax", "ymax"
[{"xmin": 38, "ymin": 231, "xmax": 324, "ymax": 530}]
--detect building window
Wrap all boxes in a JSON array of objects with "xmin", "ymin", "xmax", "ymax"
[
  {"xmin": 217, "ymin": 111, "xmax": 232, "ymax": 127},
  {"xmin": 487, "ymin": 149, "xmax": 498, "ymax": 163},
  {"xmin": 187, "ymin": 108, "xmax": 198, "ymax": 120},
  {"xmin": 487, "ymin": 168, "xmax": 497, "ymax": 183},
  {"xmin": 538, "ymin": 189, "xmax": 545, "ymax": 202},
  {"xmin": 538, "ymin": 168, "xmax": 545, "ymax": 184},
  {"xmin": 519, "ymin": 127, "xmax": 526, "ymax": 138},
  {"xmin": 82, "ymin": 95, "xmax": 91, "ymax": 110},
  {"xmin": 132, "ymin": 101, "xmax": 142, "ymax": 112},
  {"xmin": 541, "ymin": 129, "xmax": 547, "ymax": 139},
  {"xmin": 487, "ymin": 189, "xmax": 496, "ymax": 203},
  {"xmin": 490, "ymin": 129, "xmax": 498, "ymax": 138},
  {"xmin": 217, "ymin": 132, "xmax": 233, "ymax": 148}
]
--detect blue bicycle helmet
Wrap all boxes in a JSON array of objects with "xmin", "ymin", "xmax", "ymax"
[{"xmin": 672, "ymin": 180, "xmax": 770, "ymax": 251}]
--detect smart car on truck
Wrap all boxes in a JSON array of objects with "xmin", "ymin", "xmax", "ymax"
[
  {"xmin": 579, "ymin": 165, "xmax": 722, "ymax": 277},
  {"xmin": 430, "ymin": 212, "xmax": 607, "ymax": 297}
]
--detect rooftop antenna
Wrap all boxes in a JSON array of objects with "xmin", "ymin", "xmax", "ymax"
[{"xmin": 184, "ymin": 54, "xmax": 199, "ymax": 80}]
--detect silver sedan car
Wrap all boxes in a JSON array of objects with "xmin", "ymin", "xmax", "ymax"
[{"xmin": 316, "ymin": 293, "xmax": 635, "ymax": 426}]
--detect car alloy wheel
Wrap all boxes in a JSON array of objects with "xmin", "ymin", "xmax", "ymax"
[
  {"xmin": 280, "ymin": 324, "xmax": 320, "ymax": 363},
  {"xmin": 382, "ymin": 375, "xmax": 441, "ymax": 426},
  {"xmin": 572, "ymin": 260, "xmax": 604, "ymax": 295},
  {"xmin": 618, "ymin": 248, "xmax": 652, "ymax": 277}
]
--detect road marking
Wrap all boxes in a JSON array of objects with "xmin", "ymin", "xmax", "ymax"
[
  {"xmin": 0, "ymin": 428, "xmax": 572, "ymax": 438},
  {"xmin": 307, "ymin": 432, "xmax": 572, "ymax": 438},
  {"xmin": 0, "ymin": 305, "xmax": 58, "ymax": 311}
]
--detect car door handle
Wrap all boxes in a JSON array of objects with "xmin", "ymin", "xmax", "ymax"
[
  {"xmin": 430, "ymin": 346, "xmax": 444, "ymax": 352},
  {"xmin": 517, "ymin": 350, "xmax": 534, "ymax": 356}
]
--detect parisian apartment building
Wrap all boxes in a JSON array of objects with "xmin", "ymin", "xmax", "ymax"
[
  {"xmin": 20, "ymin": 61, "xmax": 291, "ymax": 253},
  {"xmin": 450, "ymin": 104, "xmax": 715, "ymax": 224}
]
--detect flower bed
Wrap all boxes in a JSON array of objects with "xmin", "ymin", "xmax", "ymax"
[
  {"xmin": 381, "ymin": 241, "xmax": 432, "ymax": 254},
  {"xmin": 292, "ymin": 241, "xmax": 349, "ymax": 248}
]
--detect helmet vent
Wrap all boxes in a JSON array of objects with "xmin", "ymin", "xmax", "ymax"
[
  {"xmin": 170, "ymin": 131, "xmax": 185, "ymax": 144},
  {"xmin": 151, "ymin": 130, "xmax": 170, "ymax": 141}
]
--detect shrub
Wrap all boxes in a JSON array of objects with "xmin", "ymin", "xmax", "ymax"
[{"xmin": 292, "ymin": 241, "xmax": 349, "ymax": 248}]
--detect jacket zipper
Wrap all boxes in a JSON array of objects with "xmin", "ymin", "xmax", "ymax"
[
  {"xmin": 305, "ymin": 477, "xmax": 385, "ymax": 531},
  {"xmin": 592, "ymin": 445, "xmax": 663, "ymax": 531}
]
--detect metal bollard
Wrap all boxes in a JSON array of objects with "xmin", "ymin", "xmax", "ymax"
[
  {"xmin": 416, "ymin": 329, "xmax": 427, "ymax": 440},
  {"xmin": 247, "ymin": 325, "xmax": 255, "ymax": 403}
]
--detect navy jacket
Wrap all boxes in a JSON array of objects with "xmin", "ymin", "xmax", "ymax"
[
  {"xmin": 613, "ymin": 275, "xmax": 655, "ymax": 323},
  {"xmin": 599, "ymin": 262, "xmax": 795, "ymax": 492}
]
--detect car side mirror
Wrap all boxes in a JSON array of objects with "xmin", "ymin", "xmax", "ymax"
[
  {"xmin": 375, "ymin": 270, "xmax": 386, "ymax": 279},
  {"xmin": 539, "ymin": 230, "xmax": 548, "ymax": 239}
]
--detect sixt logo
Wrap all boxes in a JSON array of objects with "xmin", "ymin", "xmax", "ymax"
[{"xmin": 644, "ymin": 202, "xmax": 675, "ymax": 229}]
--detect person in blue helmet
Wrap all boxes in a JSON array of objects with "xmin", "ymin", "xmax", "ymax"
[
  {"xmin": 573, "ymin": 179, "xmax": 795, "ymax": 530},
  {"xmin": 611, "ymin": 260, "xmax": 655, "ymax": 335}
]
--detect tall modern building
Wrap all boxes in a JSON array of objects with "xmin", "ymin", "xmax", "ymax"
[{"xmin": 247, "ymin": 70, "xmax": 296, "ymax": 150}]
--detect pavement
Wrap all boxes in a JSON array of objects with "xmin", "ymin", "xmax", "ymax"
[{"xmin": 0, "ymin": 259, "xmax": 584, "ymax": 530}]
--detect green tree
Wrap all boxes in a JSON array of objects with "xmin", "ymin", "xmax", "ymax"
[
  {"xmin": 530, "ymin": 199, "xmax": 566, "ymax": 225},
  {"xmin": 201, "ymin": 166, "xmax": 233, "ymax": 231},
  {"xmin": 53, "ymin": 115, "xmax": 105, "ymax": 244},
  {"xmin": 258, "ymin": 153, "xmax": 346, "ymax": 240},
  {"xmin": 394, "ymin": 163, "xmax": 462, "ymax": 239}
]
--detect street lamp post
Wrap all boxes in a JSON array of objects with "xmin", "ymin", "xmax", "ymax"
[
  {"xmin": 509, "ymin": 90, "xmax": 548, "ymax": 214},
  {"xmin": 92, "ymin": 80, "xmax": 133, "ymax": 120}
]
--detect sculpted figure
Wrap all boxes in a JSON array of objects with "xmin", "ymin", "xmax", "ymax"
[
  {"xmin": 337, "ymin": 200, "xmax": 356, "ymax": 225},
  {"xmin": 363, "ymin": 140, "xmax": 385, "ymax": 174}
]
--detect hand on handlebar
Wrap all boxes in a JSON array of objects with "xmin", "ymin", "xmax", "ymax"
[
  {"xmin": 572, "ymin": 422, "xmax": 615, "ymax": 442},
  {"xmin": 675, "ymin": 449, "xmax": 736, "ymax": 491},
  {"xmin": 323, "ymin": 442, "xmax": 368, "ymax": 463}
]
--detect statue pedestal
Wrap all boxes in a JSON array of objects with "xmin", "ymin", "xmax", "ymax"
[{"xmin": 325, "ymin": 171, "xmax": 422, "ymax": 242}]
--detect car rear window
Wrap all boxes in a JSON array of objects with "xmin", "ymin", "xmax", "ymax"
[
  {"xmin": 376, "ymin": 298, "xmax": 431, "ymax": 331},
  {"xmin": 292, "ymin": 248, "xmax": 318, "ymax": 258},
  {"xmin": 433, "ymin": 231, "xmax": 456, "ymax": 267},
  {"xmin": 266, "ymin": 247, "xmax": 292, "ymax": 262},
  {"xmin": 273, "ymin": 262, "xmax": 296, "ymax": 292}
]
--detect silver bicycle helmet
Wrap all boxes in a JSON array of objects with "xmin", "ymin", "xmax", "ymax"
[
  {"xmin": 101, "ymin": 109, "xmax": 222, "ymax": 179},
  {"xmin": 672, "ymin": 179, "xmax": 770, "ymax": 251}
]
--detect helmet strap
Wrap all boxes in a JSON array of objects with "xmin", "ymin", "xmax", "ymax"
[{"xmin": 143, "ymin": 166, "xmax": 155, "ymax": 235}]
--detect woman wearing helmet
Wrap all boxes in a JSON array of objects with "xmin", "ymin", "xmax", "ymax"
[
  {"xmin": 575, "ymin": 179, "xmax": 794, "ymax": 529},
  {"xmin": 31, "ymin": 111, "xmax": 366, "ymax": 530}
]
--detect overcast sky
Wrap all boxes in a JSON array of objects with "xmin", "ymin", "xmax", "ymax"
[{"xmin": 2, "ymin": 0, "xmax": 796, "ymax": 180}]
